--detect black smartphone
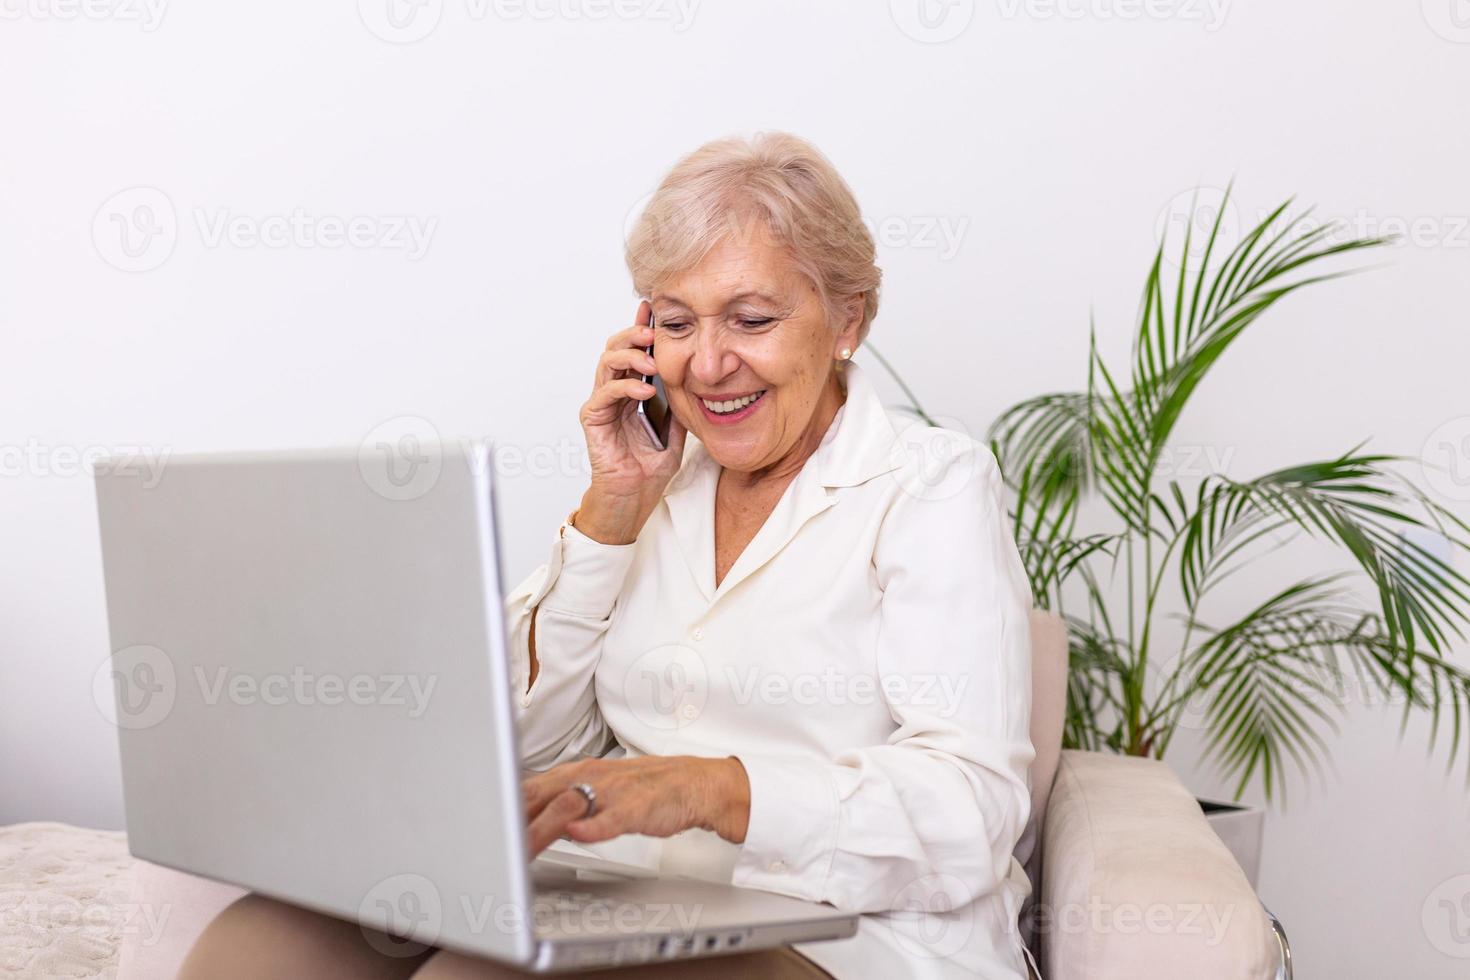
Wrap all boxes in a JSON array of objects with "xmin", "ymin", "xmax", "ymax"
[{"xmin": 635, "ymin": 310, "xmax": 672, "ymax": 451}]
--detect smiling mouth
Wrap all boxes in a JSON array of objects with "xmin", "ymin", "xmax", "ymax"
[{"xmin": 699, "ymin": 390, "xmax": 767, "ymax": 415}]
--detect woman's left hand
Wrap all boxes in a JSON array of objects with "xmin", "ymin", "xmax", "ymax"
[{"xmin": 522, "ymin": 755, "xmax": 750, "ymax": 857}]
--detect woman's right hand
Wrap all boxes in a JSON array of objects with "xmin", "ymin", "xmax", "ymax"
[{"xmin": 573, "ymin": 300, "xmax": 688, "ymax": 545}]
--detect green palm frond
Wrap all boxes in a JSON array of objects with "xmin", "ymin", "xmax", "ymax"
[
  {"xmin": 1109, "ymin": 192, "xmax": 1388, "ymax": 532},
  {"xmin": 1168, "ymin": 577, "xmax": 1470, "ymax": 799},
  {"xmin": 989, "ymin": 391, "xmax": 1093, "ymax": 511},
  {"xmin": 1019, "ymin": 531, "xmax": 1124, "ymax": 613},
  {"xmin": 992, "ymin": 188, "xmax": 1390, "ymax": 541},
  {"xmin": 882, "ymin": 187, "xmax": 1470, "ymax": 801},
  {"xmin": 1064, "ymin": 615, "xmax": 1132, "ymax": 753},
  {"xmin": 1179, "ymin": 450, "xmax": 1470, "ymax": 659}
]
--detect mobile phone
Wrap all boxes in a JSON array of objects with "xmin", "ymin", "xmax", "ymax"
[{"xmin": 635, "ymin": 310, "xmax": 672, "ymax": 451}]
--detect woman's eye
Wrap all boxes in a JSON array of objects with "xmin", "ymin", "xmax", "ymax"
[
  {"xmin": 660, "ymin": 321, "xmax": 690, "ymax": 332},
  {"xmin": 739, "ymin": 317, "xmax": 774, "ymax": 328}
]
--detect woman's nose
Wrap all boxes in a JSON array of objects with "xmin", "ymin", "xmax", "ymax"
[{"xmin": 688, "ymin": 329, "xmax": 734, "ymax": 385}]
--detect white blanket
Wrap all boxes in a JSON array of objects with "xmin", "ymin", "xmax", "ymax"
[{"xmin": 0, "ymin": 823, "xmax": 133, "ymax": 980}]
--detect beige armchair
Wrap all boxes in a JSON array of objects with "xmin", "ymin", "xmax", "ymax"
[{"xmin": 1018, "ymin": 609, "xmax": 1290, "ymax": 979}]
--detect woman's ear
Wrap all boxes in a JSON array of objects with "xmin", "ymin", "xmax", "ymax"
[{"xmin": 834, "ymin": 292, "xmax": 864, "ymax": 356}]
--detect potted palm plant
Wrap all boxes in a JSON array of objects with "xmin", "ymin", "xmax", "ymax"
[{"xmin": 871, "ymin": 191, "xmax": 1470, "ymax": 879}]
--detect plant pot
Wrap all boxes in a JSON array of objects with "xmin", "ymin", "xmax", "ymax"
[{"xmin": 1198, "ymin": 798, "xmax": 1264, "ymax": 888}]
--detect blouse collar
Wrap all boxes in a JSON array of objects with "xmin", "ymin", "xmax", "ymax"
[{"xmin": 660, "ymin": 359, "xmax": 904, "ymax": 603}]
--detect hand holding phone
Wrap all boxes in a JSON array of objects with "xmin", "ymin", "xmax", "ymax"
[{"xmin": 571, "ymin": 301, "xmax": 685, "ymax": 545}]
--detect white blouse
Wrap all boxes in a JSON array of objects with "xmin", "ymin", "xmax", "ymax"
[{"xmin": 505, "ymin": 359, "xmax": 1036, "ymax": 980}]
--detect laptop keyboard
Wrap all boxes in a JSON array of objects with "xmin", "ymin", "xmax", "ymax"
[{"xmin": 539, "ymin": 888, "xmax": 625, "ymax": 916}]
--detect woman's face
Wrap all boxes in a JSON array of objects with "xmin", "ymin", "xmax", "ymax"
[{"xmin": 650, "ymin": 228, "xmax": 859, "ymax": 476}]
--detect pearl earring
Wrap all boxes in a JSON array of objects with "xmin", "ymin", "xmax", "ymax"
[{"xmin": 839, "ymin": 347, "xmax": 852, "ymax": 361}]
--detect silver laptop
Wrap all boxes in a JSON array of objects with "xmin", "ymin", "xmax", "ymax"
[{"xmin": 93, "ymin": 440, "xmax": 856, "ymax": 971}]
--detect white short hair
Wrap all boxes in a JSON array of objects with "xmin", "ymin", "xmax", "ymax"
[{"xmin": 625, "ymin": 131, "xmax": 882, "ymax": 344}]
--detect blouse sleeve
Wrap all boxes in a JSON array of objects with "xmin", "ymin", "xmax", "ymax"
[
  {"xmin": 505, "ymin": 519, "xmax": 638, "ymax": 771},
  {"xmin": 730, "ymin": 435, "xmax": 1036, "ymax": 914}
]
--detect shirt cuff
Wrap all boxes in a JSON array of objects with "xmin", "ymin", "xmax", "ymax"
[
  {"xmin": 731, "ymin": 756, "xmax": 839, "ymax": 902},
  {"xmin": 530, "ymin": 519, "xmax": 638, "ymax": 620}
]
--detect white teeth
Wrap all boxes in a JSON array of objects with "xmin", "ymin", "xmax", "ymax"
[{"xmin": 702, "ymin": 390, "xmax": 766, "ymax": 414}]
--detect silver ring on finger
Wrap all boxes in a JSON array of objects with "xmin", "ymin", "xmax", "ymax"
[{"xmin": 570, "ymin": 782, "xmax": 598, "ymax": 819}]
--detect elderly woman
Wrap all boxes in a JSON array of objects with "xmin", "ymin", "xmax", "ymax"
[{"xmin": 181, "ymin": 132, "xmax": 1036, "ymax": 979}]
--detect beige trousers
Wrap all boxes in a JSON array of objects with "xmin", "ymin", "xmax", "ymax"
[{"xmin": 180, "ymin": 894, "xmax": 836, "ymax": 980}]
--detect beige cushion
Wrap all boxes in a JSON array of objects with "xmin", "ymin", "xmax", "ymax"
[
  {"xmin": 1017, "ymin": 608, "xmax": 1068, "ymax": 870},
  {"xmin": 1039, "ymin": 751, "xmax": 1278, "ymax": 980},
  {"xmin": 1015, "ymin": 608, "xmax": 1068, "ymax": 954}
]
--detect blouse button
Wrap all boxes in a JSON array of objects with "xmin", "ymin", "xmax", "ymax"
[
  {"xmin": 691, "ymin": 627, "xmax": 705, "ymax": 641},
  {"xmin": 768, "ymin": 859, "xmax": 787, "ymax": 873}
]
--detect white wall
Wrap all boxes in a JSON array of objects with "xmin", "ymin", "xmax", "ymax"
[{"xmin": 3, "ymin": 1, "xmax": 1468, "ymax": 976}]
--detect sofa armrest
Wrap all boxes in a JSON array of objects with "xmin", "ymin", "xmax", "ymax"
[{"xmin": 1037, "ymin": 750, "xmax": 1278, "ymax": 980}]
